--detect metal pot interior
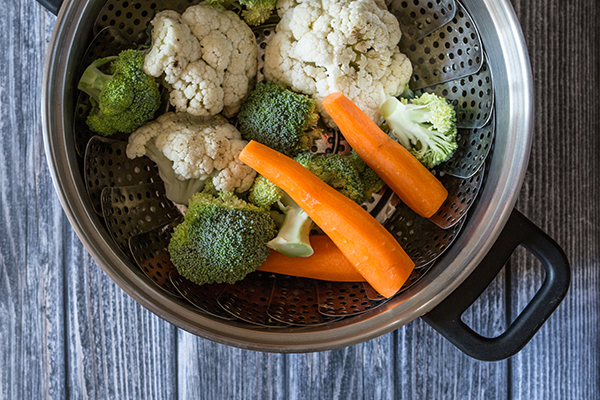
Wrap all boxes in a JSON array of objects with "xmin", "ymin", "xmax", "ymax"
[{"xmin": 42, "ymin": 0, "xmax": 533, "ymax": 351}]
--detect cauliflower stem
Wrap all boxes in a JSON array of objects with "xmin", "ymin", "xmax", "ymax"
[
  {"xmin": 144, "ymin": 141, "xmax": 205, "ymax": 205},
  {"xmin": 127, "ymin": 112, "xmax": 256, "ymax": 205}
]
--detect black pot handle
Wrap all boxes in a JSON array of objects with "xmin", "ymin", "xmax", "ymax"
[
  {"xmin": 421, "ymin": 208, "xmax": 570, "ymax": 361},
  {"xmin": 35, "ymin": 0, "xmax": 63, "ymax": 15}
]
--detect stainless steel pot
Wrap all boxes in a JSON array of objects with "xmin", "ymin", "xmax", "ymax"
[{"xmin": 40, "ymin": 0, "xmax": 570, "ymax": 360}]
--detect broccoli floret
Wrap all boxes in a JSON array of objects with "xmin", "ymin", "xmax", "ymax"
[
  {"xmin": 78, "ymin": 49, "xmax": 161, "ymax": 136},
  {"xmin": 348, "ymin": 151, "xmax": 386, "ymax": 202},
  {"xmin": 380, "ymin": 93, "xmax": 458, "ymax": 168},
  {"xmin": 239, "ymin": 0, "xmax": 277, "ymax": 25},
  {"xmin": 249, "ymin": 176, "xmax": 314, "ymax": 257},
  {"xmin": 247, "ymin": 152, "xmax": 384, "ymax": 257},
  {"xmin": 295, "ymin": 152, "xmax": 383, "ymax": 203},
  {"xmin": 169, "ymin": 186, "xmax": 277, "ymax": 285},
  {"xmin": 237, "ymin": 81, "xmax": 321, "ymax": 157},
  {"xmin": 248, "ymin": 174, "xmax": 284, "ymax": 209},
  {"xmin": 206, "ymin": 0, "xmax": 276, "ymax": 26}
]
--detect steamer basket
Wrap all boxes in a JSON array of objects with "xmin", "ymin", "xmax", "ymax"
[{"xmin": 41, "ymin": 0, "xmax": 570, "ymax": 359}]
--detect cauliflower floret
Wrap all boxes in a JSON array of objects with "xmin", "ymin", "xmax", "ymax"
[
  {"xmin": 144, "ymin": 4, "xmax": 258, "ymax": 118},
  {"xmin": 182, "ymin": 4, "xmax": 258, "ymax": 117},
  {"xmin": 212, "ymin": 141, "xmax": 258, "ymax": 192},
  {"xmin": 143, "ymin": 10, "xmax": 201, "ymax": 84},
  {"xmin": 264, "ymin": 0, "xmax": 412, "ymax": 127},
  {"xmin": 169, "ymin": 60, "xmax": 225, "ymax": 117},
  {"xmin": 126, "ymin": 112, "xmax": 256, "ymax": 204}
]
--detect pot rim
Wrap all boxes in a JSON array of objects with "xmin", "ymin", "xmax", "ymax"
[{"xmin": 41, "ymin": 0, "xmax": 533, "ymax": 352}]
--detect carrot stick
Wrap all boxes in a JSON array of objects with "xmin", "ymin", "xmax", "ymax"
[
  {"xmin": 258, "ymin": 235, "xmax": 366, "ymax": 282},
  {"xmin": 239, "ymin": 140, "xmax": 414, "ymax": 298},
  {"xmin": 322, "ymin": 92, "xmax": 448, "ymax": 218}
]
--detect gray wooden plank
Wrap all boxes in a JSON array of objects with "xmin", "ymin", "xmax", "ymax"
[
  {"xmin": 395, "ymin": 322, "xmax": 508, "ymax": 400},
  {"xmin": 177, "ymin": 331, "xmax": 286, "ymax": 400},
  {"xmin": 0, "ymin": 1, "xmax": 65, "ymax": 399},
  {"xmin": 361, "ymin": 333, "xmax": 396, "ymax": 400},
  {"xmin": 394, "ymin": 272, "xmax": 508, "ymax": 400},
  {"xmin": 64, "ymin": 232, "xmax": 178, "ymax": 399},
  {"xmin": 287, "ymin": 345, "xmax": 364, "ymax": 400},
  {"xmin": 508, "ymin": 0, "xmax": 600, "ymax": 398}
]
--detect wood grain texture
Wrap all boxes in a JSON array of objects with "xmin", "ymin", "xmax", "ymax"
[
  {"xmin": 508, "ymin": 0, "xmax": 600, "ymax": 398},
  {"xmin": 394, "ymin": 275, "xmax": 508, "ymax": 400},
  {"xmin": 287, "ymin": 346, "xmax": 364, "ymax": 399},
  {"xmin": 177, "ymin": 331, "xmax": 286, "ymax": 400},
  {"xmin": 64, "ymin": 233, "xmax": 178, "ymax": 399},
  {"xmin": 0, "ymin": 0, "xmax": 597, "ymax": 398},
  {"xmin": 0, "ymin": 1, "xmax": 64, "ymax": 399}
]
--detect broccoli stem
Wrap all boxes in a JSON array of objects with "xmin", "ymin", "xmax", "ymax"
[
  {"xmin": 267, "ymin": 192, "xmax": 314, "ymax": 257},
  {"xmin": 381, "ymin": 98, "xmax": 436, "ymax": 150},
  {"xmin": 77, "ymin": 56, "xmax": 118, "ymax": 101}
]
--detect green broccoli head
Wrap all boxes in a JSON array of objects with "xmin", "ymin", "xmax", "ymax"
[
  {"xmin": 169, "ymin": 188, "xmax": 277, "ymax": 285},
  {"xmin": 206, "ymin": 0, "xmax": 276, "ymax": 26},
  {"xmin": 380, "ymin": 93, "xmax": 458, "ymax": 169},
  {"xmin": 239, "ymin": 0, "xmax": 277, "ymax": 25},
  {"xmin": 78, "ymin": 49, "xmax": 161, "ymax": 136},
  {"xmin": 348, "ymin": 150, "xmax": 385, "ymax": 201},
  {"xmin": 237, "ymin": 81, "xmax": 321, "ymax": 157},
  {"xmin": 248, "ymin": 174, "xmax": 284, "ymax": 209},
  {"xmin": 348, "ymin": 151, "xmax": 386, "ymax": 202},
  {"xmin": 294, "ymin": 152, "xmax": 366, "ymax": 203}
]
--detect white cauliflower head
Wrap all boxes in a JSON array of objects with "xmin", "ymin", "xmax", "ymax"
[
  {"xmin": 143, "ymin": 10, "xmax": 201, "ymax": 84},
  {"xmin": 169, "ymin": 60, "xmax": 225, "ymax": 117},
  {"xmin": 143, "ymin": 4, "xmax": 258, "ymax": 118},
  {"xmin": 264, "ymin": 0, "xmax": 412, "ymax": 127},
  {"xmin": 126, "ymin": 112, "xmax": 256, "ymax": 195}
]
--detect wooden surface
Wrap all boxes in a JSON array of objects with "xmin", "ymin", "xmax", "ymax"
[{"xmin": 0, "ymin": 0, "xmax": 598, "ymax": 398}]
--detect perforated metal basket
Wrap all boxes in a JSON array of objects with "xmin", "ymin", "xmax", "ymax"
[{"xmin": 42, "ymin": 0, "xmax": 536, "ymax": 351}]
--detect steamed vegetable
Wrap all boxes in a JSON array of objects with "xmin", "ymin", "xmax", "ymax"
[
  {"xmin": 349, "ymin": 151, "xmax": 388, "ymax": 204},
  {"xmin": 237, "ymin": 81, "xmax": 321, "ymax": 157},
  {"xmin": 263, "ymin": 0, "xmax": 412, "ymax": 128},
  {"xmin": 77, "ymin": 49, "xmax": 161, "ymax": 136},
  {"xmin": 380, "ymin": 93, "xmax": 458, "ymax": 168},
  {"xmin": 249, "ymin": 152, "xmax": 384, "ymax": 257},
  {"xmin": 126, "ymin": 112, "xmax": 256, "ymax": 205},
  {"xmin": 239, "ymin": 140, "xmax": 415, "ymax": 298},
  {"xmin": 206, "ymin": 0, "xmax": 277, "ymax": 26},
  {"xmin": 249, "ymin": 175, "xmax": 314, "ymax": 257},
  {"xmin": 168, "ymin": 183, "xmax": 277, "ymax": 285},
  {"xmin": 294, "ymin": 152, "xmax": 384, "ymax": 204},
  {"xmin": 143, "ymin": 5, "xmax": 258, "ymax": 117},
  {"xmin": 322, "ymin": 92, "xmax": 448, "ymax": 218},
  {"xmin": 257, "ymin": 235, "xmax": 365, "ymax": 282}
]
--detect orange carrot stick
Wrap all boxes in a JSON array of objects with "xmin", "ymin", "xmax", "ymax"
[
  {"xmin": 239, "ymin": 140, "xmax": 414, "ymax": 298},
  {"xmin": 258, "ymin": 235, "xmax": 366, "ymax": 282},
  {"xmin": 322, "ymin": 92, "xmax": 448, "ymax": 218}
]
